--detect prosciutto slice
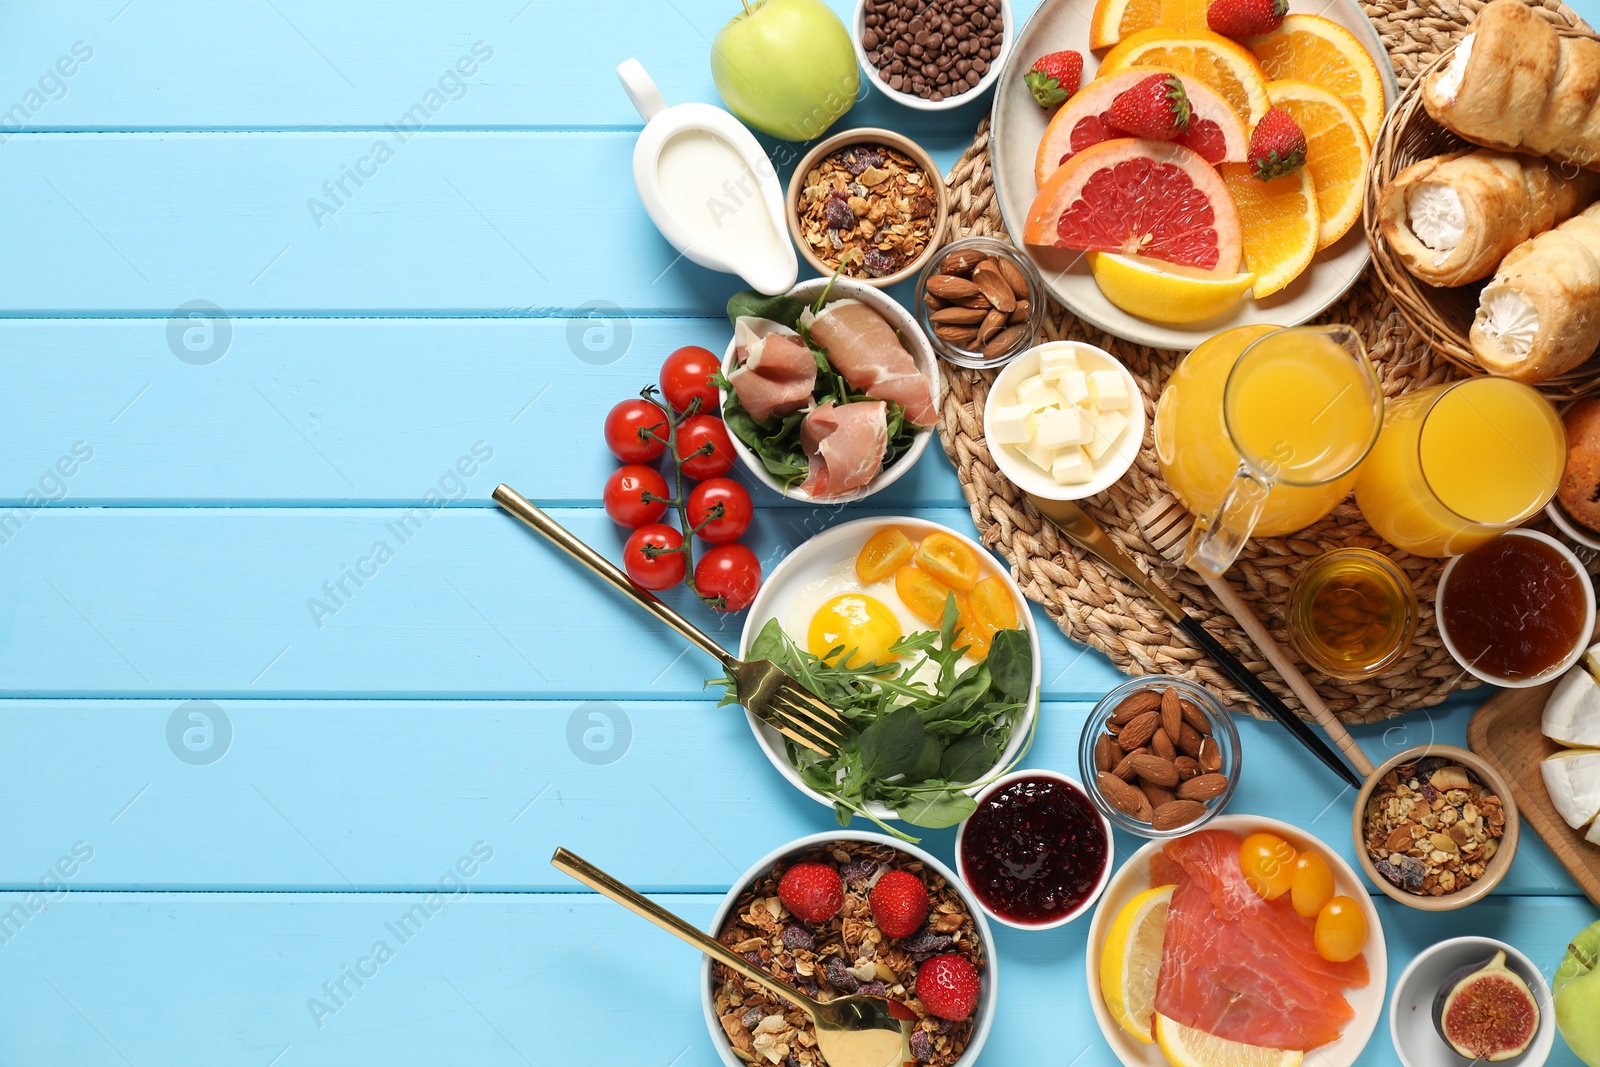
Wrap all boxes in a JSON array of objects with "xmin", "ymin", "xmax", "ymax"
[
  {"xmin": 726, "ymin": 317, "xmax": 816, "ymax": 423},
  {"xmin": 801, "ymin": 299, "xmax": 936, "ymax": 426},
  {"xmin": 799, "ymin": 400, "xmax": 888, "ymax": 498}
]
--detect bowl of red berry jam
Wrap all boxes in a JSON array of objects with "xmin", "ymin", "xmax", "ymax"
[{"xmin": 954, "ymin": 768, "xmax": 1114, "ymax": 930}]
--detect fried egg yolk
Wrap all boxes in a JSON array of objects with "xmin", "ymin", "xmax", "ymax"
[{"xmin": 807, "ymin": 593, "xmax": 902, "ymax": 669}]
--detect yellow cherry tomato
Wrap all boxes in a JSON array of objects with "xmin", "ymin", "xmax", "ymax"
[
  {"xmin": 1238, "ymin": 832, "xmax": 1298, "ymax": 901},
  {"xmin": 1289, "ymin": 851, "xmax": 1335, "ymax": 918},
  {"xmin": 913, "ymin": 533, "xmax": 980, "ymax": 592},
  {"xmin": 895, "ymin": 564, "xmax": 955, "ymax": 625},
  {"xmin": 856, "ymin": 528, "xmax": 916, "ymax": 585},
  {"xmin": 967, "ymin": 576, "xmax": 1019, "ymax": 633},
  {"xmin": 953, "ymin": 593, "xmax": 996, "ymax": 660},
  {"xmin": 1313, "ymin": 896, "xmax": 1367, "ymax": 963}
]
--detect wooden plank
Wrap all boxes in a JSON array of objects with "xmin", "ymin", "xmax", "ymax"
[
  {"xmin": 0, "ymin": 697, "xmax": 1561, "ymax": 893},
  {"xmin": 0, "ymin": 317, "xmax": 962, "ymax": 507},
  {"xmin": 2, "ymin": 889, "xmax": 1590, "ymax": 1065},
  {"xmin": 0, "ymin": 0, "xmax": 1002, "ymax": 138},
  {"xmin": 0, "ymin": 505, "xmax": 1126, "ymax": 699}
]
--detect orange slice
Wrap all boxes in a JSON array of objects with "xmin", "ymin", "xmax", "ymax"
[
  {"xmin": 1248, "ymin": 15, "xmax": 1385, "ymax": 140},
  {"xmin": 1219, "ymin": 162, "xmax": 1318, "ymax": 298},
  {"xmin": 1025, "ymin": 138, "xmax": 1243, "ymax": 276},
  {"xmin": 1034, "ymin": 67, "xmax": 1248, "ymax": 186},
  {"xmin": 1100, "ymin": 29, "xmax": 1271, "ymax": 127},
  {"xmin": 1089, "ymin": 0, "xmax": 1210, "ymax": 50},
  {"xmin": 1266, "ymin": 80, "xmax": 1371, "ymax": 249}
]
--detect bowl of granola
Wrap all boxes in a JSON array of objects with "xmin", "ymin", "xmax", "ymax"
[
  {"xmin": 1352, "ymin": 744, "xmax": 1520, "ymax": 911},
  {"xmin": 785, "ymin": 129, "xmax": 948, "ymax": 287},
  {"xmin": 703, "ymin": 831, "xmax": 998, "ymax": 1067}
]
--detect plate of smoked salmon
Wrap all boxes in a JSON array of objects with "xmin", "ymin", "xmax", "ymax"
[{"xmin": 1087, "ymin": 816, "xmax": 1386, "ymax": 1067}]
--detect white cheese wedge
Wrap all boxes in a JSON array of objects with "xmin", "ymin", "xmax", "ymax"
[
  {"xmin": 988, "ymin": 403, "xmax": 1035, "ymax": 446},
  {"xmin": 1057, "ymin": 369, "xmax": 1091, "ymax": 407},
  {"xmin": 1088, "ymin": 370, "xmax": 1130, "ymax": 411},
  {"xmin": 1039, "ymin": 346, "xmax": 1080, "ymax": 382},
  {"xmin": 1544, "ymin": 665, "xmax": 1600, "ymax": 748},
  {"xmin": 1015, "ymin": 437, "xmax": 1055, "ymax": 474},
  {"xmin": 1541, "ymin": 748, "xmax": 1600, "ymax": 830},
  {"xmin": 1016, "ymin": 374, "xmax": 1064, "ymax": 413},
  {"xmin": 1051, "ymin": 446, "xmax": 1093, "ymax": 484},
  {"xmin": 1086, "ymin": 409, "xmax": 1129, "ymax": 462},
  {"xmin": 1035, "ymin": 405, "xmax": 1092, "ymax": 449},
  {"xmin": 1589, "ymin": 814, "xmax": 1600, "ymax": 846}
]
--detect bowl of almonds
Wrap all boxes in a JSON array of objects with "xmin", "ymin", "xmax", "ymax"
[
  {"xmin": 1078, "ymin": 676, "xmax": 1242, "ymax": 839},
  {"xmin": 914, "ymin": 236, "xmax": 1045, "ymax": 368}
]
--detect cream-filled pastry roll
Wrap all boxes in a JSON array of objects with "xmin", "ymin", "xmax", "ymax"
[{"xmin": 1471, "ymin": 202, "xmax": 1600, "ymax": 381}]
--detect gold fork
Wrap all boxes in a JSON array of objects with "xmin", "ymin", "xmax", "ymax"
[{"xmin": 492, "ymin": 484, "xmax": 848, "ymax": 757}]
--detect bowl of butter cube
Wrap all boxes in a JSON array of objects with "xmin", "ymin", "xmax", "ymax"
[{"xmin": 982, "ymin": 340, "xmax": 1144, "ymax": 501}]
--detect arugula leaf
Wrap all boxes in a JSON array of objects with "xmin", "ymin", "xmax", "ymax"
[
  {"xmin": 726, "ymin": 290, "xmax": 805, "ymax": 329},
  {"xmin": 987, "ymin": 629, "xmax": 1033, "ymax": 702}
]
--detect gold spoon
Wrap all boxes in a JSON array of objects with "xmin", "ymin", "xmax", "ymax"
[{"xmin": 551, "ymin": 847, "xmax": 910, "ymax": 1067}]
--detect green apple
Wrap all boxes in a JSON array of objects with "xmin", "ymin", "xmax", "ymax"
[
  {"xmin": 711, "ymin": 0, "xmax": 859, "ymax": 142},
  {"xmin": 1556, "ymin": 919, "xmax": 1600, "ymax": 1067}
]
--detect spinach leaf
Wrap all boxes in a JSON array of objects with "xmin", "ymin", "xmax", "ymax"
[
  {"xmin": 889, "ymin": 787, "xmax": 978, "ymax": 829},
  {"xmin": 921, "ymin": 661, "xmax": 991, "ymax": 726},
  {"xmin": 720, "ymin": 393, "xmax": 809, "ymax": 487},
  {"xmin": 941, "ymin": 733, "xmax": 1000, "ymax": 784},
  {"xmin": 908, "ymin": 734, "xmax": 945, "ymax": 783},
  {"xmin": 986, "ymin": 629, "xmax": 1033, "ymax": 702},
  {"xmin": 858, "ymin": 705, "xmax": 926, "ymax": 783},
  {"xmin": 726, "ymin": 290, "xmax": 805, "ymax": 329},
  {"xmin": 747, "ymin": 617, "xmax": 788, "ymax": 665}
]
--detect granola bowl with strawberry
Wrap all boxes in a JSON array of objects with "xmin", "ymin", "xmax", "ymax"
[{"xmin": 702, "ymin": 831, "xmax": 998, "ymax": 1067}]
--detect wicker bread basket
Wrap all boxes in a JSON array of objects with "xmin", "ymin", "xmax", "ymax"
[{"xmin": 1362, "ymin": 28, "xmax": 1600, "ymax": 399}]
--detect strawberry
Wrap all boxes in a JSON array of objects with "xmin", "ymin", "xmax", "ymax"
[
  {"xmin": 1248, "ymin": 106, "xmax": 1308, "ymax": 180},
  {"xmin": 1106, "ymin": 74, "xmax": 1191, "ymax": 140},
  {"xmin": 1207, "ymin": 0, "xmax": 1288, "ymax": 37},
  {"xmin": 868, "ymin": 870, "xmax": 929, "ymax": 939},
  {"xmin": 915, "ymin": 954, "xmax": 981, "ymax": 1021},
  {"xmin": 1025, "ymin": 50, "xmax": 1083, "ymax": 109},
  {"xmin": 778, "ymin": 863, "xmax": 844, "ymax": 924}
]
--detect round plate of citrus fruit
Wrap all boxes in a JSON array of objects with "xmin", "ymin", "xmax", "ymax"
[
  {"xmin": 1086, "ymin": 815, "xmax": 1387, "ymax": 1067},
  {"xmin": 991, "ymin": 0, "xmax": 1397, "ymax": 349}
]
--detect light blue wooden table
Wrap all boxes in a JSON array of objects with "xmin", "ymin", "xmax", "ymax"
[{"xmin": 4, "ymin": 1, "xmax": 1596, "ymax": 1063}]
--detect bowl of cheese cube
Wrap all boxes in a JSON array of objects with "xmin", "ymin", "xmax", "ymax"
[{"xmin": 982, "ymin": 341, "xmax": 1144, "ymax": 500}]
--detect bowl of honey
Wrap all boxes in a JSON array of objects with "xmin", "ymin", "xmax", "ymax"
[
  {"xmin": 1287, "ymin": 549, "xmax": 1419, "ymax": 680},
  {"xmin": 1436, "ymin": 530, "xmax": 1596, "ymax": 688}
]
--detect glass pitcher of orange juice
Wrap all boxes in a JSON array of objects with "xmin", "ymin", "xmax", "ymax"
[
  {"xmin": 1354, "ymin": 377, "xmax": 1566, "ymax": 557},
  {"xmin": 1154, "ymin": 325, "xmax": 1384, "ymax": 577}
]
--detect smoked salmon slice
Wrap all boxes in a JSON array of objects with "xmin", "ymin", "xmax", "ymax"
[{"xmin": 1152, "ymin": 830, "xmax": 1368, "ymax": 1052}]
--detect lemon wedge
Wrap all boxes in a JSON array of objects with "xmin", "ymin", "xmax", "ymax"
[
  {"xmin": 1088, "ymin": 253, "xmax": 1256, "ymax": 323},
  {"xmin": 1154, "ymin": 1014, "xmax": 1306, "ymax": 1067},
  {"xmin": 1100, "ymin": 884, "xmax": 1175, "ymax": 1043}
]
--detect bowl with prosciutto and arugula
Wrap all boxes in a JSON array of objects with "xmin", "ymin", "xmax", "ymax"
[
  {"xmin": 717, "ymin": 277, "xmax": 940, "ymax": 504},
  {"xmin": 720, "ymin": 516, "xmax": 1041, "ymax": 841}
]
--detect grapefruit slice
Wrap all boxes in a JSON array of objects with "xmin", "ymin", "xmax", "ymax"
[
  {"xmin": 1089, "ymin": 0, "xmax": 1210, "ymax": 50},
  {"xmin": 1101, "ymin": 29, "xmax": 1271, "ymax": 127},
  {"xmin": 1034, "ymin": 67, "xmax": 1248, "ymax": 185},
  {"xmin": 1024, "ymin": 138, "xmax": 1242, "ymax": 275}
]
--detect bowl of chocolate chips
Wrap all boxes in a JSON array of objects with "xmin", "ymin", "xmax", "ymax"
[{"xmin": 853, "ymin": 0, "xmax": 1014, "ymax": 110}]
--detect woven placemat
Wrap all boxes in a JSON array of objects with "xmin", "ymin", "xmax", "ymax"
[{"xmin": 936, "ymin": 0, "xmax": 1597, "ymax": 723}]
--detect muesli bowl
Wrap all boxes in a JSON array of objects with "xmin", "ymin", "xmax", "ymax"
[{"xmin": 701, "ymin": 830, "xmax": 999, "ymax": 1067}]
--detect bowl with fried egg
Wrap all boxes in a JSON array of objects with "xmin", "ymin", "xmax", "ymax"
[{"xmin": 738, "ymin": 516, "xmax": 1041, "ymax": 827}]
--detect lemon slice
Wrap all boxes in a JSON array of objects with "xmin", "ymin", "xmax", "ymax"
[
  {"xmin": 1154, "ymin": 1014, "xmax": 1306, "ymax": 1067},
  {"xmin": 1087, "ymin": 253, "xmax": 1256, "ymax": 324},
  {"xmin": 1099, "ymin": 884, "xmax": 1175, "ymax": 1043}
]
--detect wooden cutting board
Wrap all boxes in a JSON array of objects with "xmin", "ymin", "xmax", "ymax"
[{"xmin": 1468, "ymin": 670, "xmax": 1600, "ymax": 907}]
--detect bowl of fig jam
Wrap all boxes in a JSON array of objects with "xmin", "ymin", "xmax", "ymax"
[
  {"xmin": 1437, "ymin": 529, "xmax": 1596, "ymax": 688},
  {"xmin": 954, "ymin": 769, "xmax": 1113, "ymax": 930}
]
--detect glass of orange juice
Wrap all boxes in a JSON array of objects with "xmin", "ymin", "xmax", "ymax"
[
  {"xmin": 1353, "ymin": 377, "xmax": 1566, "ymax": 557},
  {"xmin": 1166, "ymin": 325, "xmax": 1383, "ymax": 577}
]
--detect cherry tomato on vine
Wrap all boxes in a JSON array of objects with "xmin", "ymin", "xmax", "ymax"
[
  {"xmin": 623, "ymin": 523, "xmax": 686, "ymax": 590},
  {"xmin": 1313, "ymin": 896, "xmax": 1368, "ymax": 963},
  {"xmin": 686, "ymin": 477, "xmax": 753, "ymax": 544},
  {"xmin": 695, "ymin": 543, "xmax": 761, "ymax": 611},
  {"xmin": 660, "ymin": 345, "xmax": 722, "ymax": 415},
  {"xmin": 1290, "ymin": 850, "xmax": 1336, "ymax": 918},
  {"xmin": 678, "ymin": 415, "xmax": 735, "ymax": 479},
  {"xmin": 1239, "ymin": 832, "xmax": 1297, "ymax": 900},
  {"xmin": 604, "ymin": 398, "xmax": 668, "ymax": 463},
  {"xmin": 603, "ymin": 464, "xmax": 669, "ymax": 528}
]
